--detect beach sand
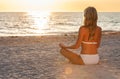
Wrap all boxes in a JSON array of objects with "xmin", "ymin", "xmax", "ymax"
[{"xmin": 0, "ymin": 32, "xmax": 120, "ymax": 79}]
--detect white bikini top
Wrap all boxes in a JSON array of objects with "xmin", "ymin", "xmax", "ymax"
[{"xmin": 82, "ymin": 41, "xmax": 97, "ymax": 44}]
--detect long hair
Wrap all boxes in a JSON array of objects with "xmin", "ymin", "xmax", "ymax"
[{"xmin": 83, "ymin": 7, "xmax": 98, "ymax": 40}]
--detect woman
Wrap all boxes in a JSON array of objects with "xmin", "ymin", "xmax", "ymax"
[{"xmin": 59, "ymin": 7, "xmax": 102, "ymax": 65}]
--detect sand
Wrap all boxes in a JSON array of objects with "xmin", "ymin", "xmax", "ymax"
[{"xmin": 0, "ymin": 32, "xmax": 120, "ymax": 79}]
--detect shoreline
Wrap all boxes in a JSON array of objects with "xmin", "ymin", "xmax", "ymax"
[
  {"xmin": 0, "ymin": 31, "xmax": 120, "ymax": 46},
  {"xmin": 0, "ymin": 30, "xmax": 120, "ymax": 37}
]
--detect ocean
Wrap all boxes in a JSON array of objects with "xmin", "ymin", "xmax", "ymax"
[{"xmin": 0, "ymin": 12, "xmax": 120, "ymax": 36}]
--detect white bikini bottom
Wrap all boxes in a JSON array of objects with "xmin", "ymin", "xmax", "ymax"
[{"xmin": 80, "ymin": 54, "xmax": 99, "ymax": 65}]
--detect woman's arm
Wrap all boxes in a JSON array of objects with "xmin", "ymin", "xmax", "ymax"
[
  {"xmin": 59, "ymin": 27, "xmax": 85, "ymax": 49},
  {"xmin": 97, "ymin": 27, "xmax": 102, "ymax": 48}
]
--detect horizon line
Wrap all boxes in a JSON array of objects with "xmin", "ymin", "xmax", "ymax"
[{"xmin": 0, "ymin": 11, "xmax": 120, "ymax": 12}]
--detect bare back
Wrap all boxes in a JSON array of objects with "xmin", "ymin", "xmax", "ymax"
[{"xmin": 80, "ymin": 26, "xmax": 102, "ymax": 54}]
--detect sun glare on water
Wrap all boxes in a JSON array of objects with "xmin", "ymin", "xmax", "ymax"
[{"xmin": 27, "ymin": 11, "xmax": 51, "ymax": 34}]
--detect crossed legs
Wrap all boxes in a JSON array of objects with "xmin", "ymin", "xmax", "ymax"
[{"xmin": 60, "ymin": 48, "xmax": 84, "ymax": 65}]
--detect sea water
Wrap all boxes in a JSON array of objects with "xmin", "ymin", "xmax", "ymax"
[{"xmin": 0, "ymin": 12, "xmax": 120, "ymax": 36}]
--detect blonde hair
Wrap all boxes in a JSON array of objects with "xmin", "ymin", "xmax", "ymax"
[{"xmin": 83, "ymin": 7, "xmax": 98, "ymax": 40}]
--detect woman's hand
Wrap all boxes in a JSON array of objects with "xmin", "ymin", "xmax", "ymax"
[{"xmin": 59, "ymin": 43, "xmax": 66, "ymax": 49}]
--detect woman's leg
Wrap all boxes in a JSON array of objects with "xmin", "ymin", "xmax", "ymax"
[{"xmin": 60, "ymin": 48, "xmax": 84, "ymax": 65}]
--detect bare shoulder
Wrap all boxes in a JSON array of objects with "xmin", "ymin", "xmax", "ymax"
[{"xmin": 79, "ymin": 26, "xmax": 87, "ymax": 31}]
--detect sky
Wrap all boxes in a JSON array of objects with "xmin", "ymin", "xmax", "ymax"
[{"xmin": 0, "ymin": 0, "xmax": 120, "ymax": 12}]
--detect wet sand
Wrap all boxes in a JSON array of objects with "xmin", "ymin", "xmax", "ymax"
[{"xmin": 0, "ymin": 32, "xmax": 120, "ymax": 79}]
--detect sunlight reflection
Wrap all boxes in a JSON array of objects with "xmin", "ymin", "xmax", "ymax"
[
  {"xmin": 64, "ymin": 67, "xmax": 73, "ymax": 75},
  {"xmin": 27, "ymin": 11, "xmax": 50, "ymax": 33}
]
